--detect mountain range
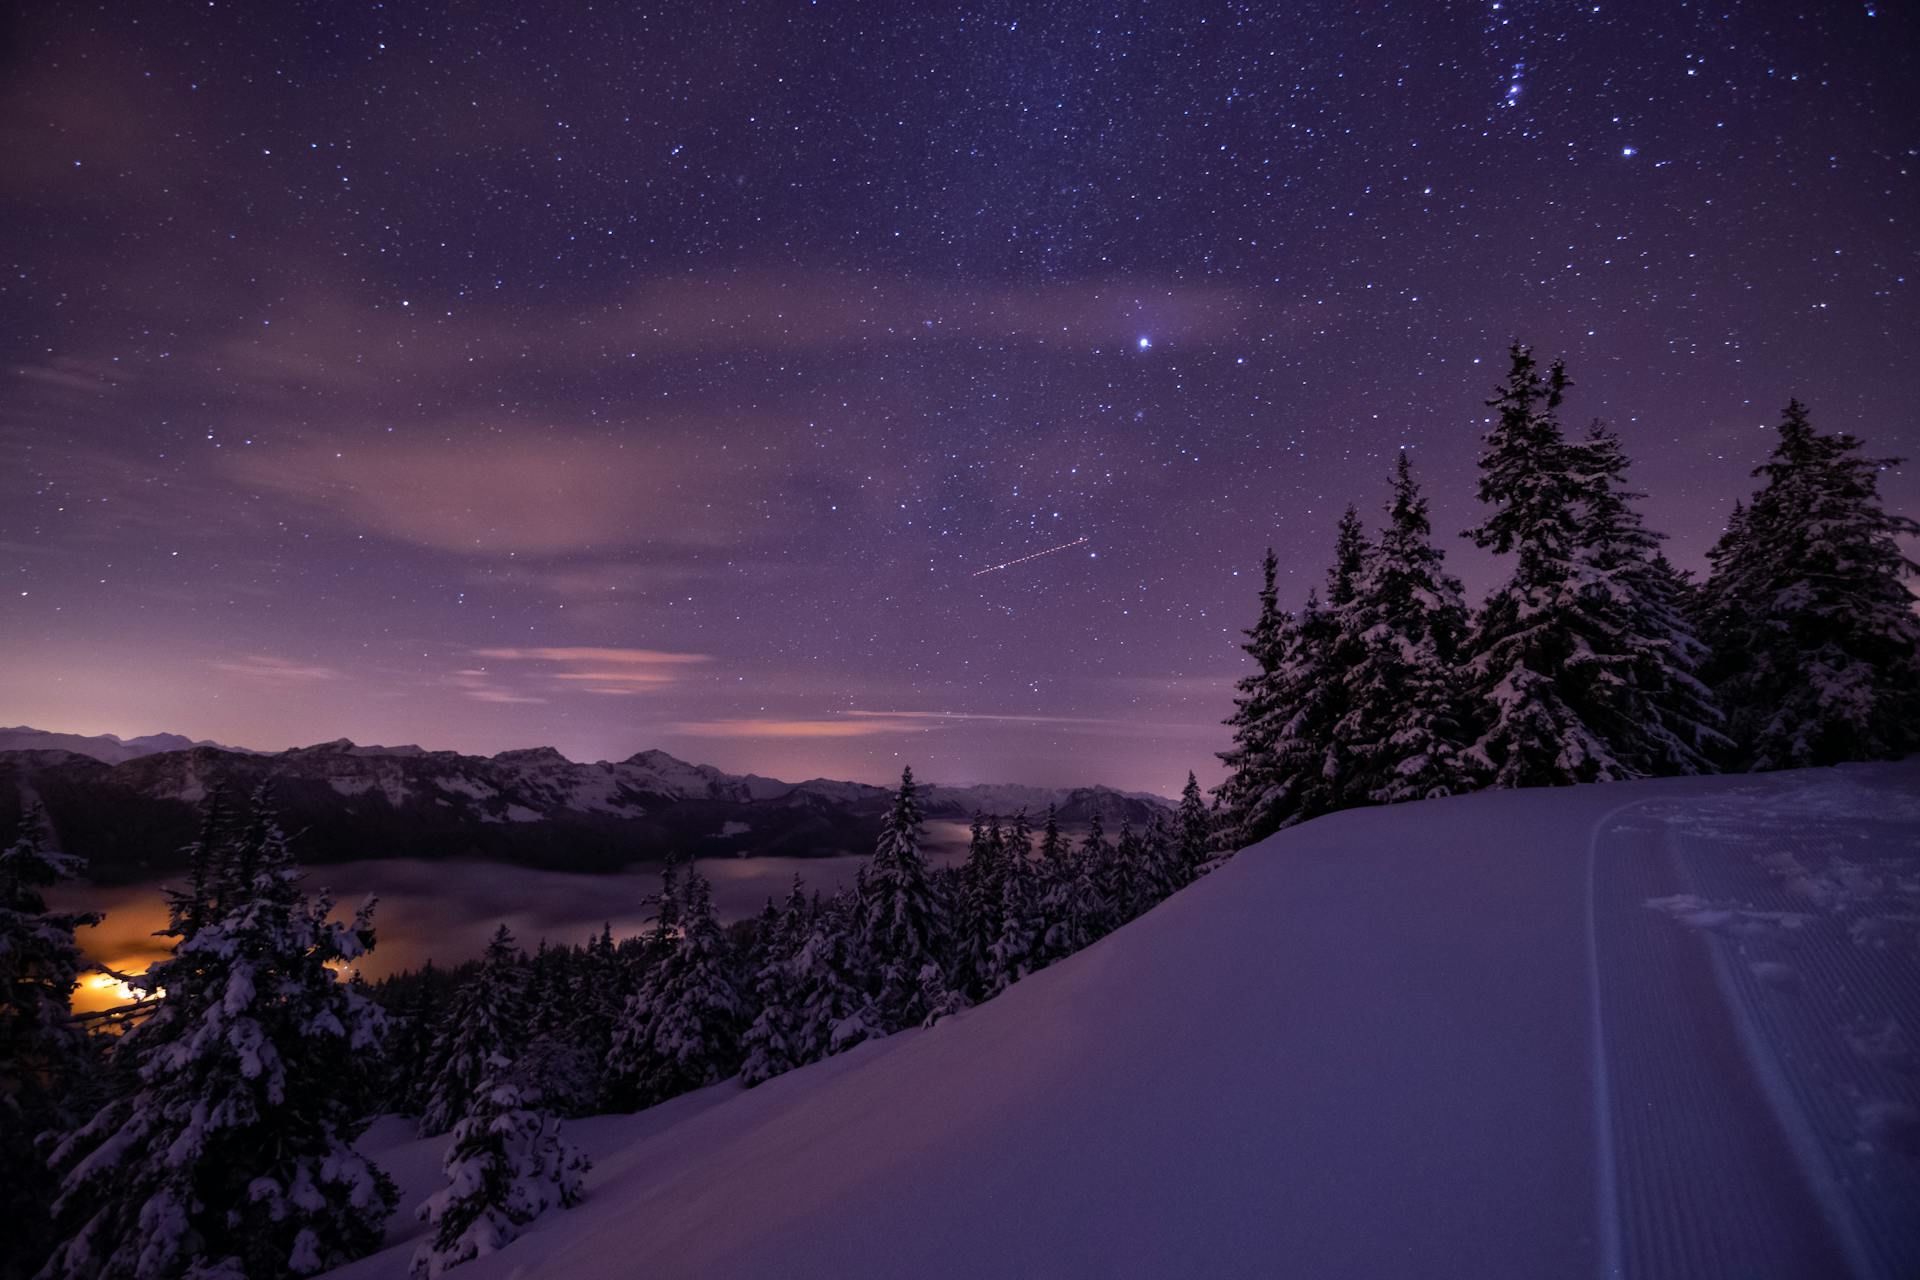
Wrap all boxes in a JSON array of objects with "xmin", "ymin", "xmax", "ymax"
[
  {"xmin": 0, "ymin": 725, "xmax": 252, "ymax": 764},
  {"xmin": 0, "ymin": 728, "xmax": 1170, "ymax": 881}
]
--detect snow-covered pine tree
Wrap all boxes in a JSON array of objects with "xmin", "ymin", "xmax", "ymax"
[
  {"xmin": 410, "ymin": 1052, "xmax": 589, "ymax": 1277},
  {"xmin": 1175, "ymin": 771, "xmax": 1212, "ymax": 875},
  {"xmin": 857, "ymin": 767, "xmax": 949, "ymax": 1032},
  {"xmin": 1213, "ymin": 549, "xmax": 1293, "ymax": 848},
  {"xmin": 514, "ymin": 942, "xmax": 598, "ymax": 1116},
  {"xmin": 739, "ymin": 877, "xmax": 809, "ymax": 1087},
  {"xmin": 789, "ymin": 889, "xmax": 876, "ymax": 1063},
  {"xmin": 0, "ymin": 803, "xmax": 101, "ymax": 1280},
  {"xmin": 562, "ymin": 926, "xmax": 621, "ymax": 1108},
  {"xmin": 602, "ymin": 862, "xmax": 681, "ymax": 1109},
  {"xmin": 418, "ymin": 924, "xmax": 530, "ymax": 1136},
  {"xmin": 604, "ymin": 859, "xmax": 744, "ymax": 1109},
  {"xmin": 952, "ymin": 813, "xmax": 1005, "ymax": 1003},
  {"xmin": 386, "ymin": 961, "xmax": 446, "ymax": 1119},
  {"xmin": 1565, "ymin": 424, "xmax": 1726, "ymax": 776},
  {"xmin": 1105, "ymin": 820, "xmax": 1147, "ymax": 927},
  {"xmin": 160, "ymin": 785, "xmax": 243, "ymax": 944},
  {"xmin": 1217, "ymin": 510, "xmax": 1376, "ymax": 845},
  {"xmin": 1311, "ymin": 504, "xmax": 1373, "ymax": 809},
  {"xmin": 984, "ymin": 810, "xmax": 1039, "ymax": 995},
  {"xmin": 1699, "ymin": 399, "xmax": 1920, "ymax": 767},
  {"xmin": 1462, "ymin": 346, "xmax": 1628, "ymax": 787},
  {"xmin": 1334, "ymin": 453, "xmax": 1476, "ymax": 805},
  {"xmin": 1134, "ymin": 814, "xmax": 1182, "ymax": 912},
  {"xmin": 1038, "ymin": 811, "xmax": 1109, "ymax": 963},
  {"xmin": 41, "ymin": 786, "xmax": 396, "ymax": 1280}
]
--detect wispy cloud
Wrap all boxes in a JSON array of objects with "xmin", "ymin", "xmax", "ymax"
[
  {"xmin": 845, "ymin": 709, "xmax": 1125, "ymax": 727},
  {"xmin": 211, "ymin": 655, "xmax": 341, "ymax": 685},
  {"xmin": 666, "ymin": 709, "xmax": 1138, "ymax": 739},
  {"xmin": 470, "ymin": 646, "xmax": 713, "ymax": 699},
  {"xmin": 224, "ymin": 432, "xmax": 752, "ymax": 556},
  {"xmin": 473, "ymin": 647, "xmax": 711, "ymax": 665},
  {"xmin": 667, "ymin": 718, "xmax": 908, "ymax": 739},
  {"xmin": 450, "ymin": 668, "xmax": 546, "ymax": 705}
]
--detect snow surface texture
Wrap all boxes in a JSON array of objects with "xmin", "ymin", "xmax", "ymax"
[{"xmin": 328, "ymin": 762, "xmax": 1920, "ymax": 1279}]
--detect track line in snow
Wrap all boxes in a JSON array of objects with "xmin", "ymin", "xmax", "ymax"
[{"xmin": 1585, "ymin": 795, "xmax": 1645, "ymax": 1280}]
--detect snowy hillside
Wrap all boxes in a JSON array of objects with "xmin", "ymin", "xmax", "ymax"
[{"xmin": 326, "ymin": 761, "xmax": 1920, "ymax": 1280}]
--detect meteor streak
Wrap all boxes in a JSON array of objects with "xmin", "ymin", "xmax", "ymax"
[{"xmin": 971, "ymin": 536, "xmax": 1090, "ymax": 578}]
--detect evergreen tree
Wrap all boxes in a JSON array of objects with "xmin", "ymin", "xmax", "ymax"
[
  {"xmin": 1567, "ymin": 424, "xmax": 1726, "ymax": 775},
  {"xmin": 42, "ymin": 788, "xmax": 395, "ymax": 1280},
  {"xmin": 1335, "ymin": 453, "xmax": 1477, "ymax": 804},
  {"xmin": 985, "ymin": 812, "xmax": 1040, "ymax": 995},
  {"xmin": 1039, "ymin": 813, "xmax": 1107, "ymax": 963},
  {"xmin": 1104, "ymin": 820, "xmax": 1146, "ymax": 927},
  {"xmin": 1134, "ymin": 814, "xmax": 1183, "ymax": 912},
  {"xmin": 386, "ymin": 961, "xmax": 446, "ymax": 1119},
  {"xmin": 739, "ymin": 878, "xmax": 808, "ymax": 1087},
  {"xmin": 1175, "ymin": 772, "xmax": 1213, "ymax": 875},
  {"xmin": 952, "ymin": 814, "xmax": 1005, "ymax": 1003},
  {"xmin": 0, "ymin": 804, "xmax": 101, "ymax": 1280},
  {"xmin": 857, "ymin": 768, "xmax": 949, "ymax": 1031},
  {"xmin": 603, "ymin": 859, "xmax": 744, "ymax": 1109},
  {"xmin": 410, "ymin": 1054, "xmax": 588, "ymax": 1277},
  {"xmin": 563, "ymin": 927, "xmax": 622, "ymax": 1108},
  {"xmin": 1700, "ymin": 399, "xmax": 1920, "ymax": 767},
  {"xmin": 1463, "ymin": 346, "xmax": 1630, "ymax": 786},
  {"xmin": 1216, "ymin": 508, "xmax": 1378, "ymax": 845},
  {"xmin": 418, "ymin": 925, "xmax": 529, "ymax": 1136},
  {"xmin": 1213, "ymin": 550, "xmax": 1294, "ymax": 847},
  {"xmin": 788, "ymin": 890, "xmax": 876, "ymax": 1063}
]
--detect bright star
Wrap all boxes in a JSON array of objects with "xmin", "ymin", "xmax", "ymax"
[
  {"xmin": 1137, "ymin": 336, "xmax": 1152, "ymax": 350},
  {"xmin": 1621, "ymin": 145, "xmax": 1637, "ymax": 157}
]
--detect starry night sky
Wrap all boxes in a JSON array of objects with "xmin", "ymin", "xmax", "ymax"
[{"xmin": 3, "ymin": 1, "xmax": 1915, "ymax": 796}]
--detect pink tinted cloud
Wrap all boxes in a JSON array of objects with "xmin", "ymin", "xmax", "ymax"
[
  {"xmin": 472, "ymin": 647, "xmax": 711, "ymax": 665},
  {"xmin": 666, "ymin": 718, "xmax": 908, "ymax": 739},
  {"xmin": 468, "ymin": 646, "xmax": 714, "ymax": 699},
  {"xmin": 210, "ymin": 655, "xmax": 342, "ymax": 685},
  {"xmin": 226, "ymin": 434, "xmax": 738, "ymax": 555}
]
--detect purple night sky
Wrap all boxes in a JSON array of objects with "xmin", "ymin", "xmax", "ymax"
[{"xmin": 3, "ymin": 1, "xmax": 1915, "ymax": 795}]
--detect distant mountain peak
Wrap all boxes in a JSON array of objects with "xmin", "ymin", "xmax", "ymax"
[
  {"xmin": 625, "ymin": 747, "xmax": 696, "ymax": 768},
  {"xmin": 492, "ymin": 746, "xmax": 572, "ymax": 766}
]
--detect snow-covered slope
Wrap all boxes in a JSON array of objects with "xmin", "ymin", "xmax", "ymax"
[{"xmin": 328, "ymin": 762, "xmax": 1920, "ymax": 1280}]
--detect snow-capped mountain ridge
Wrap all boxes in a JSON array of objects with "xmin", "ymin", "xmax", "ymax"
[
  {"xmin": 0, "ymin": 725, "xmax": 253, "ymax": 764},
  {"xmin": 0, "ymin": 732, "xmax": 1169, "ymax": 879}
]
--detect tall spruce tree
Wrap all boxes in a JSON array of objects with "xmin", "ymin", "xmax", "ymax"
[
  {"xmin": 1699, "ymin": 399, "xmax": 1920, "ymax": 766},
  {"xmin": 1335, "ymin": 453, "xmax": 1476, "ymax": 804},
  {"xmin": 1175, "ymin": 772, "xmax": 1212, "ymax": 875},
  {"xmin": 0, "ymin": 804, "xmax": 101, "ymax": 1280},
  {"xmin": 604, "ymin": 859, "xmax": 745, "ymax": 1109},
  {"xmin": 41, "ymin": 788, "xmax": 395, "ymax": 1280},
  {"xmin": 952, "ymin": 814, "xmax": 1005, "ymax": 1003},
  {"xmin": 739, "ymin": 877, "xmax": 809, "ymax": 1087},
  {"xmin": 1463, "ymin": 346, "xmax": 1630, "ymax": 786},
  {"xmin": 1567, "ymin": 424, "xmax": 1726, "ymax": 775},
  {"xmin": 1039, "ymin": 812, "xmax": 1108, "ymax": 962},
  {"xmin": 985, "ymin": 811, "xmax": 1041, "ymax": 994},
  {"xmin": 418, "ymin": 925, "xmax": 530, "ymax": 1136},
  {"xmin": 857, "ymin": 768, "xmax": 949, "ymax": 1031},
  {"xmin": 1214, "ymin": 550, "xmax": 1294, "ymax": 848}
]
